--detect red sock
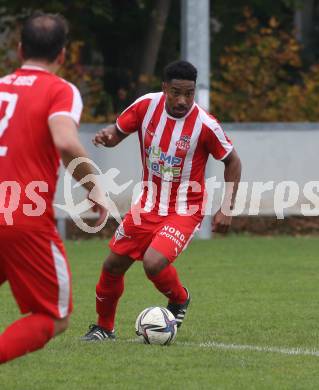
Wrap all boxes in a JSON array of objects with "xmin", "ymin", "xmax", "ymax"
[
  {"xmin": 0, "ymin": 314, "xmax": 55, "ymax": 364},
  {"xmin": 147, "ymin": 265, "xmax": 187, "ymax": 304},
  {"xmin": 96, "ymin": 269, "xmax": 124, "ymax": 332}
]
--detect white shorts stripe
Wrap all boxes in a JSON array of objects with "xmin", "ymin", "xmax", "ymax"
[
  {"xmin": 51, "ymin": 242, "xmax": 70, "ymax": 318},
  {"xmin": 182, "ymin": 222, "xmax": 201, "ymax": 252}
]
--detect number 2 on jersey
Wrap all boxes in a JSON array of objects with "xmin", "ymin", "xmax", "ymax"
[{"xmin": 0, "ymin": 92, "xmax": 18, "ymax": 157}]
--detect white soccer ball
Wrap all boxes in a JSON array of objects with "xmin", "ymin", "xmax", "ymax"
[{"xmin": 135, "ymin": 306, "xmax": 177, "ymax": 345}]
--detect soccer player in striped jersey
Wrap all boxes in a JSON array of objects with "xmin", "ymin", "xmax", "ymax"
[
  {"xmin": 82, "ymin": 60, "xmax": 242, "ymax": 340},
  {"xmin": 0, "ymin": 13, "xmax": 107, "ymax": 363}
]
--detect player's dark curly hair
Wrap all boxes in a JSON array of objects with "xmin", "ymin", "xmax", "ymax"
[
  {"xmin": 21, "ymin": 12, "xmax": 68, "ymax": 62},
  {"xmin": 163, "ymin": 60, "xmax": 197, "ymax": 83}
]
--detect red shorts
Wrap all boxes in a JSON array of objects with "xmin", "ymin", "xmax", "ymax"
[
  {"xmin": 0, "ymin": 226, "xmax": 72, "ymax": 319},
  {"xmin": 109, "ymin": 211, "xmax": 203, "ymax": 262}
]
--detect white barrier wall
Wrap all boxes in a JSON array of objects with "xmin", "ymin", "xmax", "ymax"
[
  {"xmin": 54, "ymin": 123, "xmax": 319, "ymax": 219},
  {"xmin": 211, "ymin": 123, "xmax": 319, "ymax": 216}
]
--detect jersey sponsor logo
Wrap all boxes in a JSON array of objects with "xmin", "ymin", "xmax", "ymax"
[
  {"xmin": 146, "ymin": 158, "xmax": 181, "ymax": 181},
  {"xmin": 146, "ymin": 146, "xmax": 182, "ymax": 165},
  {"xmin": 176, "ymin": 135, "xmax": 191, "ymax": 151},
  {"xmin": 145, "ymin": 146, "xmax": 182, "ymax": 182}
]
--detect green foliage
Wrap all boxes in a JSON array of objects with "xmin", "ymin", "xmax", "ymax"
[
  {"xmin": 211, "ymin": 8, "xmax": 319, "ymax": 121},
  {"xmin": 0, "ymin": 0, "xmax": 113, "ymax": 19},
  {"xmin": 1, "ymin": 2, "xmax": 319, "ymax": 122},
  {"xmin": 0, "ymin": 15, "xmax": 20, "ymax": 75},
  {"xmin": 59, "ymin": 40, "xmax": 114, "ymax": 122},
  {"xmin": 0, "ymin": 6, "xmax": 114, "ymax": 122},
  {"xmin": 0, "ymin": 1, "xmax": 180, "ymax": 123}
]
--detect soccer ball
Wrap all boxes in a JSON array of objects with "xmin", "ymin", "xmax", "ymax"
[{"xmin": 135, "ymin": 307, "xmax": 177, "ymax": 345}]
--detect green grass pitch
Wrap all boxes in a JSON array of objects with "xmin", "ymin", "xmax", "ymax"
[{"xmin": 1, "ymin": 236, "xmax": 319, "ymax": 389}]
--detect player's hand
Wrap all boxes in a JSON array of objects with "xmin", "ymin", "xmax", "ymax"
[
  {"xmin": 212, "ymin": 208, "xmax": 232, "ymax": 234},
  {"xmin": 93, "ymin": 202, "xmax": 109, "ymax": 227},
  {"xmin": 87, "ymin": 192, "xmax": 109, "ymax": 227},
  {"xmin": 93, "ymin": 127, "xmax": 117, "ymax": 147}
]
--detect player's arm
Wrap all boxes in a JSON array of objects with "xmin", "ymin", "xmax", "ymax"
[
  {"xmin": 49, "ymin": 115, "xmax": 107, "ymax": 225},
  {"xmin": 93, "ymin": 98, "xmax": 142, "ymax": 148},
  {"xmin": 93, "ymin": 124, "xmax": 128, "ymax": 148},
  {"xmin": 213, "ymin": 149, "xmax": 242, "ymax": 234}
]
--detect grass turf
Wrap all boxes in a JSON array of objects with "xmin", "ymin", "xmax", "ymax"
[{"xmin": 1, "ymin": 236, "xmax": 319, "ymax": 389}]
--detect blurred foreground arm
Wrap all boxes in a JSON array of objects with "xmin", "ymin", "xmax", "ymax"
[{"xmin": 49, "ymin": 115, "xmax": 108, "ymax": 225}]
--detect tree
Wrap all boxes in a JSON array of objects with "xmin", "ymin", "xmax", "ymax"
[
  {"xmin": 211, "ymin": 8, "xmax": 319, "ymax": 121},
  {"xmin": 293, "ymin": 0, "xmax": 316, "ymax": 63},
  {"xmin": 135, "ymin": 0, "xmax": 172, "ymax": 98},
  {"xmin": 2, "ymin": 0, "xmax": 319, "ymax": 123}
]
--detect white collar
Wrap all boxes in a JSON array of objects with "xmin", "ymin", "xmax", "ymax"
[{"xmin": 21, "ymin": 65, "xmax": 50, "ymax": 73}]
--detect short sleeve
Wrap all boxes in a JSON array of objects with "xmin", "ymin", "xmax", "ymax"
[
  {"xmin": 116, "ymin": 100, "xmax": 143, "ymax": 134},
  {"xmin": 201, "ymin": 121, "xmax": 233, "ymax": 160},
  {"xmin": 116, "ymin": 96, "xmax": 152, "ymax": 135},
  {"xmin": 48, "ymin": 81, "xmax": 83, "ymax": 126}
]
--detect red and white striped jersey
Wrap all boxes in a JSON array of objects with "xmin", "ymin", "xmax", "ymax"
[
  {"xmin": 0, "ymin": 65, "xmax": 83, "ymax": 230},
  {"xmin": 117, "ymin": 92, "xmax": 233, "ymax": 216}
]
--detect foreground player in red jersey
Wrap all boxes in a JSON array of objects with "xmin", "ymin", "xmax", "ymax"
[
  {"xmin": 0, "ymin": 13, "xmax": 107, "ymax": 363},
  {"xmin": 82, "ymin": 60, "xmax": 241, "ymax": 340}
]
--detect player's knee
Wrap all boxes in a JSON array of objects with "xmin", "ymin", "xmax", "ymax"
[
  {"xmin": 103, "ymin": 253, "xmax": 131, "ymax": 275},
  {"xmin": 143, "ymin": 255, "xmax": 167, "ymax": 276},
  {"xmin": 104, "ymin": 258, "xmax": 124, "ymax": 275},
  {"xmin": 54, "ymin": 315, "xmax": 70, "ymax": 336},
  {"xmin": 104, "ymin": 258, "xmax": 117, "ymax": 274}
]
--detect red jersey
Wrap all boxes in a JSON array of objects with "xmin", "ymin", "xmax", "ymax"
[
  {"xmin": 117, "ymin": 92, "xmax": 233, "ymax": 216},
  {"xmin": 0, "ymin": 65, "xmax": 83, "ymax": 230}
]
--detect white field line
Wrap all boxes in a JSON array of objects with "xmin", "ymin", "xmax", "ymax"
[
  {"xmin": 177, "ymin": 341, "xmax": 319, "ymax": 357},
  {"xmin": 125, "ymin": 338, "xmax": 319, "ymax": 357}
]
